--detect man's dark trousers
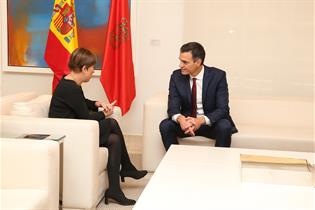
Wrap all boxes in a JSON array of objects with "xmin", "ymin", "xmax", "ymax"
[{"xmin": 159, "ymin": 118, "xmax": 232, "ymax": 151}]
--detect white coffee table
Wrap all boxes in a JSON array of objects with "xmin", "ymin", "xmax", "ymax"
[{"xmin": 134, "ymin": 145, "xmax": 315, "ymax": 210}]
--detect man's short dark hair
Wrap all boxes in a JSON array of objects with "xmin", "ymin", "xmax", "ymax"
[
  {"xmin": 180, "ymin": 42, "xmax": 205, "ymax": 64},
  {"xmin": 68, "ymin": 48, "xmax": 97, "ymax": 73}
]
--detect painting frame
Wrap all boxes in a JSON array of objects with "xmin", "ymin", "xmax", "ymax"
[
  {"xmin": 1, "ymin": 0, "xmax": 52, "ymax": 74},
  {"xmin": 0, "ymin": 0, "xmax": 137, "ymax": 75}
]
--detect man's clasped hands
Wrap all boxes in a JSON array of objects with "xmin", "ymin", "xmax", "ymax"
[{"xmin": 177, "ymin": 115, "xmax": 206, "ymax": 136}]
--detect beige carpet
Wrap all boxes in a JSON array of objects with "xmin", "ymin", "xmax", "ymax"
[{"xmin": 96, "ymin": 173, "xmax": 152, "ymax": 210}]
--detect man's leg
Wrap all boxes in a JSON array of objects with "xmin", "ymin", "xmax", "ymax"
[
  {"xmin": 213, "ymin": 119, "xmax": 232, "ymax": 147},
  {"xmin": 195, "ymin": 119, "xmax": 232, "ymax": 147},
  {"xmin": 159, "ymin": 118, "xmax": 185, "ymax": 151}
]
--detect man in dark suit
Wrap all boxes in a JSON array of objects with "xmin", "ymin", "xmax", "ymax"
[{"xmin": 159, "ymin": 42, "xmax": 237, "ymax": 151}]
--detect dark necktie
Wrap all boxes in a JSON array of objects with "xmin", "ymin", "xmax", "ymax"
[{"xmin": 191, "ymin": 78, "xmax": 197, "ymax": 118}]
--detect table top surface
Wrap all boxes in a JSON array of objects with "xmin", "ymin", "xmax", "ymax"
[
  {"xmin": 134, "ymin": 145, "xmax": 315, "ymax": 210},
  {"xmin": 1, "ymin": 132, "xmax": 65, "ymax": 143}
]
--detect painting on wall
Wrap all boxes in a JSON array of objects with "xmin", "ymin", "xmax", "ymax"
[{"xmin": 7, "ymin": 0, "xmax": 111, "ymax": 69}]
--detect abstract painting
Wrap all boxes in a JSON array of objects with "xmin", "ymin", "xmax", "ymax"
[{"xmin": 7, "ymin": 0, "xmax": 112, "ymax": 69}]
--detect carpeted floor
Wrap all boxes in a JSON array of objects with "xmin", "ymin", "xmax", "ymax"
[{"xmin": 96, "ymin": 173, "xmax": 152, "ymax": 210}]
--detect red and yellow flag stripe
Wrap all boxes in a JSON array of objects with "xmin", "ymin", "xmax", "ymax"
[{"xmin": 45, "ymin": 0, "xmax": 78, "ymax": 92}]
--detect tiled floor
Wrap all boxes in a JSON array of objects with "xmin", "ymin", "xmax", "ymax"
[
  {"xmin": 96, "ymin": 173, "xmax": 152, "ymax": 210},
  {"xmin": 97, "ymin": 137, "xmax": 151, "ymax": 210}
]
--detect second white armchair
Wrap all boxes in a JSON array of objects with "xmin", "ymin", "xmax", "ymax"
[{"xmin": 1, "ymin": 92, "xmax": 122, "ymax": 210}]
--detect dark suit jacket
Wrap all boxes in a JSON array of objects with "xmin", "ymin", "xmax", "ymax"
[{"xmin": 167, "ymin": 65, "xmax": 237, "ymax": 134}]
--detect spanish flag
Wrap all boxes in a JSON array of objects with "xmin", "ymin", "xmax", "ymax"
[{"xmin": 44, "ymin": 0, "xmax": 78, "ymax": 92}]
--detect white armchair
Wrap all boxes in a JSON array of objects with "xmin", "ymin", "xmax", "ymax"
[
  {"xmin": 143, "ymin": 92, "xmax": 314, "ymax": 171},
  {"xmin": 1, "ymin": 138, "xmax": 60, "ymax": 210},
  {"xmin": 0, "ymin": 92, "xmax": 122, "ymax": 210}
]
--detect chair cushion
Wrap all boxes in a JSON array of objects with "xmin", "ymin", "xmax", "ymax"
[
  {"xmin": 10, "ymin": 95, "xmax": 51, "ymax": 118},
  {"xmin": 232, "ymin": 124, "xmax": 314, "ymax": 152},
  {"xmin": 0, "ymin": 92, "xmax": 37, "ymax": 115},
  {"xmin": 178, "ymin": 136, "xmax": 215, "ymax": 146}
]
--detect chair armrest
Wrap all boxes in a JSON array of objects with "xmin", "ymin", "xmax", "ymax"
[
  {"xmin": 1, "ymin": 115, "xmax": 100, "ymax": 208},
  {"xmin": 1, "ymin": 138, "xmax": 59, "ymax": 210}
]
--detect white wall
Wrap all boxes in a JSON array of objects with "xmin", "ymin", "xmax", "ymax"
[
  {"xmin": 0, "ymin": 0, "xmax": 313, "ymax": 135},
  {"xmin": 183, "ymin": 0, "xmax": 313, "ymax": 99}
]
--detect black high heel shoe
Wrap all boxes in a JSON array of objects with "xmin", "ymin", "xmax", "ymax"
[
  {"xmin": 120, "ymin": 169, "xmax": 148, "ymax": 182},
  {"xmin": 104, "ymin": 189, "xmax": 136, "ymax": 206}
]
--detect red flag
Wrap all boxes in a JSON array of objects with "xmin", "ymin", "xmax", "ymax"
[
  {"xmin": 100, "ymin": 0, "xmax": 136, "ymax": 116},
  {"xmin": 44, "ymin": 0, "xmax": 78, "ymax": 92}
]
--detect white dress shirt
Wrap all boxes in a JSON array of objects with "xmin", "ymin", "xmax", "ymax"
[{"xmin": 172, "ymin": 66, "xmax": 211, "ymax": 125}]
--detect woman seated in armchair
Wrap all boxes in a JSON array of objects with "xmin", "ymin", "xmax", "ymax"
[{"xmin": 49, "ymin": 48, "xmax": 147, "ymax": 206}]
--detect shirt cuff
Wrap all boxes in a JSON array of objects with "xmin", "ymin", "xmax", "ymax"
[
  {"xmin": 202, "ymin": 115, "xmax": 211, "ymax": 125},
  {"xmin": 172, "ymin": 114, "xmax": 181, "ymax": 123}
]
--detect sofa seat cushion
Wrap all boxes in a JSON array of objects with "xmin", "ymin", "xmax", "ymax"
[
  {"xmin": 232, "ymin": 124, "xmax": 314, "ymax": 152},
  {"xmin": 10, "ymin": 95, "xmax": 51, "ymax": 118},
  {"xmin": 98, "ymin": 147, "xmax": 108, "ymax": 174},
  {"xmin": 178, "ymin": 136, "xmax": 215, "ymax": 146},
  {"xmin": 1, "ymin": 189, "xmax": 48, "ymax": 210}
]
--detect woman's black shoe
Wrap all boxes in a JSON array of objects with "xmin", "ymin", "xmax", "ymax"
[
  {"xmin": 120, "ymin": 169, "xmax": 148, "ymax": 182},
  {"xmin": 104, "ymin": 189, "xmax": 136, "ymax": 206}
]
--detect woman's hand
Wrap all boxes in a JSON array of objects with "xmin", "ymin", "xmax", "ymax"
[
  {"xmin": 103, "ymin": 109, "xmax": 113, "ymax": 117},
  {"xmin": 96, "ymin": 100, "xmax": 117, "ymax": 117}
]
